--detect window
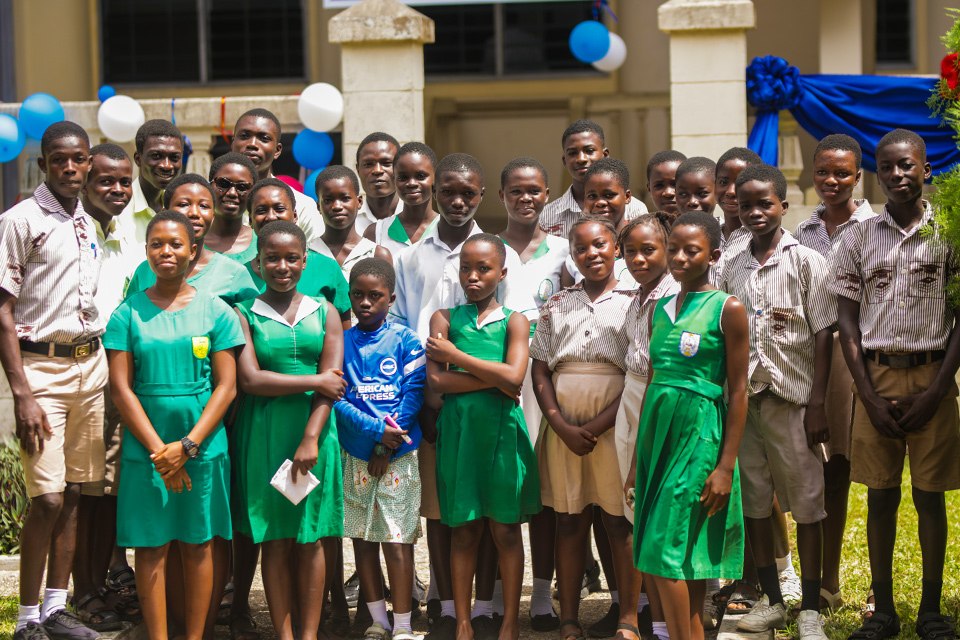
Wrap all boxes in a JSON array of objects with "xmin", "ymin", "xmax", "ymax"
[
  {"xmin": 418, "ymin": 2, "xmax": 596, "ymax": 78},
  {"xmin": 876, "ymin": 0, "xmax": 913, "ymax": 67},
  {"xmin": 100, "ymin": 0, "xmax": 305, "ymax": 85}
]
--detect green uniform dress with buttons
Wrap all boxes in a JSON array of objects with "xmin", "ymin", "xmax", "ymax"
[
  {"xmin": 633, "ymin": 290, "xmax": 744, "ymax": 580},
  {"xmin": 231, "ymin": 296, "xmax": 344, "ymax": 543},
  {"xmin": 103, "ymin": 291, "xmax": 246, "ymax": 548},
  {"xmin": 127, "ymin": 251, "xmax": 259, "ymax": 307},
  {"xmin": 435, "ymin": 304, "xmax": 541, "ymax": 527}
]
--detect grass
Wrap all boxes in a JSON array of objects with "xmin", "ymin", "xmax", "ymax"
[{"xmin": 0, "ymin": 596, "xmax": 15, "ymax": 640}]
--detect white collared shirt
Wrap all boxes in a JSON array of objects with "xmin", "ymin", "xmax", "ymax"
[
  {"xmin": 309, "ymin": 236, "xmax": 378, "ymax": 283},
  {"xmin": 94, "ymin": 215, "xmax": 140, "ymax": 318},
  {"xmin": 355, "ymin": 197, "xmax": 403, "ymax": 235},
  {"xmin": 292, "ymin": 188, "xmax": 324, "ymax": 242},
  {"xmin": 503, "ymin": 234, "xmax": 570, "ymax": 329},
  {"xmin": 115, "ymin": 178, "xmax": 158, "ymax": 251},
  {"xmin": 250, "ymin": 295, "xmax": 321, "ymax": 327}
]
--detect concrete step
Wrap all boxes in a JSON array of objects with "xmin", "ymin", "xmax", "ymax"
[{"xmin": 718, "ymin": 611, "xmax": 775, "ymax": 640}]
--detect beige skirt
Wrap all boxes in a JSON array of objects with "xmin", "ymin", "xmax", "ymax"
[
  {"xmin": 613, "ymin": 371, "xmax": 648, "ymax": 523},
  {"xmin": 538, "ymin": 362, "xmax": 626, "ymax": 517}
]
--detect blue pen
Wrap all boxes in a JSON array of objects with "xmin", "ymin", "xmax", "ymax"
[{"xmin": 91, "ymin": 242, "xmax": 98, "ymax": 258}]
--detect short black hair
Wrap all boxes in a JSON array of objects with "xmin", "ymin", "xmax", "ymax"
[
  {"xmin": 40, "ymin": 121, "xmax": 90, "ymax": 157},
  {"xmin": 163, "ymin": 173, "xmax": 216, "ymax": 210},
  {"xmin": 436, "ymin": 153, "xmax": 484, "ymax": 184},
  {"xmin": 395, "ymin": 141, "xmax": 438, "ymax": 170},
  {"xmin": 584, "ymin": 157, "xmax": 629, "ymax": 191},
  {"xmin": 316, "ymin": 165, "xmax": 360, "ymax": 196},
  {"xmin": 735, "ymin": 163, "xmax": 788, "ymax": 202},
  {"xmin": 247, "ymin": 177, "xmax": 296, "ymax": 212},
  {"xmin": 135, "ymin": 119, "xmax": 183, "ymax": 155},
  {"xmin": 89, "ymin": 143, "xmax": 129, "ymax": 163},
  {"xmin": 676, "ymin": 156, "xmax": 717, "ymax": 184},
  {"xmin": 146, "ymin": 210, "xmax": 196, "ymax": 247},
  {"xmin": 234, "ymin": 108, "xmax": 281, "ymax": 134},
  {"xmin": 350, "ymin": 256, "xmax": 396, "ymax": 294},
  {"xmin": 208, "ymin": 152, "xmax": 258, "ymax": 182},
  {"xmin": 716, "ymin": 147, "xmax": 763, "ymax": 172},
  {"xmin": 357, "ymin": 132, "xmax": 400, "ymax": 164},
  {"xmin": 646, "ymin": 149, "xmax": 687, "ymax": 180},
  {"xmin": 672, "ymin": 210, "xmax": 721, "ymax": 251},
  {"xmin": 877, "ymin": 128, "xmax": 927, "ymax": 164},
  {"xmin": 814, "ymin": 134, "xmax": 862, "ymax": 170},
  {"xmin": 569, "ymin": 214, "xmax": 617, "ymax": 246},
  {"xmin": 462, "ymin": 233, "xmax": 507, "ymax": 267},
  {"xmin": 561, "ymin": 119, "xmax": 605, "ymax": 148},
  {"xmin": 619, "ymin": 211, "xmax": 673, "ymax": 248},
  {"xmin": 257, "ymin": 219, "xmax": 306, "ymax": 253},
  {"xmin": 500, "ymin": 157, "xmax": 548, "ymax": 189}
]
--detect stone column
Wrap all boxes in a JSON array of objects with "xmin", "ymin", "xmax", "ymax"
[
  {"xmin": 329, "ymin": 0, "xmax": 435, "ymax": 166},
  {"xmin": 658, "ymin": 0, "xmax": 755, "ymax": 161}
]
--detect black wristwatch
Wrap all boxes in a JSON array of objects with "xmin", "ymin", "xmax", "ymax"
[
  {"xmin": 373, "ymin": 443, "xmax": 388, "ymax": 457},
  {"xmin": 181, "ymin": 437, "xmax": 200, "ymax": 459}
]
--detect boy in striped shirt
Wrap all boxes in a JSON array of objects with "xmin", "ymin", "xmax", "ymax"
[{"xmin": 717, "ymin": 164, "xmax": 835, "ymax": 640}]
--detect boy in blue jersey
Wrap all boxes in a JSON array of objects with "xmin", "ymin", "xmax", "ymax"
[{"xmin": 335, "ymin": 257, "xmax": 426, "ymax": 640}]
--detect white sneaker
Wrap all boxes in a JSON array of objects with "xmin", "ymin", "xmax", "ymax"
[
  {"xmin": 736, "ymin": 598, "xmax": 788, "ymax": 632},
  {"xmin": 392, "ymin": 630, "xmax": 422, "ymax": 640},
  {"xmin": 797, "ymin": 610, "xmax": 828, "ymax": 640},
  {"xmin": 779, "ymin": 567, "xmax": 803, "ymax": 604},
  {"xmin": 363, "ymin": 623, "xmax": 391, "ymax": 640}
]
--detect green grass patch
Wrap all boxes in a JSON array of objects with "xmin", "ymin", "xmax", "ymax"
[{"xmin": 0, "ymin": 595, "xmax": 17, "ymax": 640}]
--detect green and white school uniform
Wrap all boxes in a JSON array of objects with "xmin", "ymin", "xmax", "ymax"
[{"xmin": 373, "ymin": 213, "xmax": 440, "ymax": 260}]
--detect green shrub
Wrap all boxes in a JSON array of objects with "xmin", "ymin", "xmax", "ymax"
[{"xmin": 0, "ymin": 439, "xmax": 27, "ymax": 555}]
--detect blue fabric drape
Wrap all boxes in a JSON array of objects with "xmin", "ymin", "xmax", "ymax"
[{"xmin": 746, "ymin": 55, "xmax": 960, "ymax": 175}]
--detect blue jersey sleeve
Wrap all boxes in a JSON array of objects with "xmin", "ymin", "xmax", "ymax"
[{"xmin": 395, "ymin": 330, "xmax": 426, "ymax": 434}]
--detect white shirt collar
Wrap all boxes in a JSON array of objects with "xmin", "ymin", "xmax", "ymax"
[{"xmin": 251, "ymin": 296, "xmax": 322, "ymax": 327}]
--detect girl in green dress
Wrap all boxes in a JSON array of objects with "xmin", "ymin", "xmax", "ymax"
[
  {"xmin": 204, "ymin": 152, "xmax": 259, "ymax": 264},
  {"xmin": 625, "ymin": 211, "xmax": 750, "ymax": 640},
  {"xmin": 104, "ymin": 211, "xmax": 246, "ymax": 640},
  {"xmin": 233, "ymin": 220, "xmax": 346, "ymax": 640},
  {"xmin": 425, "ymin": 234, "xmax": 540, "ymax": 640}
]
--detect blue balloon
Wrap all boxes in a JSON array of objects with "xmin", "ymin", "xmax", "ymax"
[
  {"xmin": 98, "ymin": 85, "xmax": 116, "ymax": 103},
  {"xmin": 304, "ymin": 167, "xmax": 327, "ymax": 201},
  {"xmin": 0, "ymin": 114, "xmax": 26, "ymax": 163},
  {"xmin": 569, "ymin": 21, "xmax": 610, "ymax": 64},
  {"xmin": 292, "ymin": 130, "xmax": 335, "ymax": 170},
  {"xmin": 18, "ymin": 93, "xmax": 65, "ymax": 140}
]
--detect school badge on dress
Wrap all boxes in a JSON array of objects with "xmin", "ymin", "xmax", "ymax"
[
  {"xmin": 679, "ymin": 331, "xmax": 701, "ymax": 357},
  {"xmin": 538, "ymin": 279, "xmax": 554, "ymax": 301},
  {"xmin": 192, "ymin": 336, "xmax": 210, "ymax": 359}
]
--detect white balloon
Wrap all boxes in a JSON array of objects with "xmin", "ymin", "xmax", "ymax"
[
  {"xmin": 592, "ymin": 32, "xmax": 627, "ymax": 72},
  {"xmin": 97, "ymin": 95, "xmax": 145, "ymax": 143},
  {"xmin": 298, "ymin": 83, "xmax": 344, "ymax": 132}
]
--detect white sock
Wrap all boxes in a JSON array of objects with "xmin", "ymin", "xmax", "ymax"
[
  {"xmin": 427, "ymin": 565, "xmax": 439, "ymax": 602},
  {"xmin": 492, "ymin": 580, "xmax": 504, "ymax": 616},
  {"xmin": 653, "ymin": 621, "xmax": 670, "ymax": 640},
  {"xmin": 394, "ymin": 611, "xmax": 412, "ymax": 632},
  {"xmin": 40, "ymin": 589, "xmax": 67, "ymax": 621},
  {"xmin": 610, "ymin": 590, "xmax": 619, "ymax": 605},
  {"xmin": 441, "ymin": 599, "xmax": 456, "ymax": 618},
  {"xmin": 16, "ymin": 605, "xmax": 40, "ymax": 632},
  {"xmin": 366, "ymin": 599, "xmax": 391, "ymax": 631},
  {"xmin": 637, "ymin": 592, "xmax": 649, "ymax": 610},
  {"xmin": 472, "ymin": 600, "xmax": 492, "ymax": 619},
  {"xmin": 777, "ymin": 551, "xmax": 796, "ymax": 575},
  {"xmin": 530, "ymin": 578, "xmax": 555, "ymax": 617}
]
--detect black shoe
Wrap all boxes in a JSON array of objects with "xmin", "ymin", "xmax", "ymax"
[
  {"xmin": 471, "ymin": 616, "xmax": 500, "ymax": 640},
  {"xmin": 413, "ymin": 573, "xmax": 427, "ymax": 607},
  {"xmin": 354, "ymin": 602, "xmax": 373, "ymax": 631},
  {"xmin": 426, "ymin": 615, "xmax": 457, "ymax": 640},
  {"xmin": 345, "ymin": 572, "xmax": 360, "ymax": 609},
  {"xmin": 41, "ymin": 610, "xmax": 101, "ymax": 640},
  {"xmin": 588, "ymin": 602, "xmax": 620, "ymax": 638},
  {"xmin": 426, "ymin": 599, "xmax": 442, "ymax": 626},
  {"xmin": 14, "ymin": 622, "xmax": 50, "ymax": 640},
  {"xmin": 583, "ymin": 562, "xmax": 602, "ymax": 595},
  {"xmin": 637, "ymin": 605, "xmax": 653, "ymax": 638},
  {"xmin": 915, "ymin": 612, "xmax": 956, "ymax": 640},
  {"xmin": 530, "ymin": 607, "xmax": 560, "ymax": 632}
]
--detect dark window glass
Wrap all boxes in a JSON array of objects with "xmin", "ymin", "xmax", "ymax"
[
  {"xmin": 421, "ymin": 5, "xmax": 495, "ymax": 75},
  {"xmin": 876, "ymin": 0, "xmax": 913, "ymax": 65},
  {"xmin": 209, "ymin": 0, "xmax": 304, "ymax": 81},
  {"xmin": 502, "ymin": 2, "xmax": 594, "ymax": 74},
  {"xmin": 101, "ymin": 0, "xmax": 200, "ymax": 84}
]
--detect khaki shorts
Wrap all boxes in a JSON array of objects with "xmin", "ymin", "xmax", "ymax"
[
  {"xmin": 851, "ymin": 359, "xmax": 960, "ymax": 492},
  {"xmin": 824, "ymin": 334, "xmax": 854, "ymax": 460},
  {"xmin": 81, "ymin": 385, "xmax": 124, "ymax": 497},
  {"xmin": 739, "ymin": 392, "xmax": 826, "ymax": 524},
  {"xmin": 20, "ymin": 348, "xmax": 108, "ymax": 499}
]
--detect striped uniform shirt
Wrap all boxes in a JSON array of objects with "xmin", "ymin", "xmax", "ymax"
[
  {"xmin": 718, "ymin": 230, "xmax": 836, "ymax": 405},
  {"xmin": 539, "ymin": 185, "xmax": 648, "ymax": 239},
  {"xmin": 0, "ymin": 183, "xmax": 105, "ymax": 343},
  {"xmin": 624, "ymin": 273, "xmax": 680, "ymax": 376},
  {"xmin": 829, "ymin": 202, "xmax": 956, "ymax": 353},
  {"xmin": 710, "ymin": 226, "xmax": 752, "ymax": 286},
  {"xmin": 529, "ymin": 282, "xmax": 635, "ymax": 371},
  {"xmin": 794, "ymin": 199, "xmax": 876, "ymax": 258}
]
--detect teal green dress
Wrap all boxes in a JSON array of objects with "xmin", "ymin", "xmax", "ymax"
[
  {"xmin": 231, "ymin": 297, "xmax": 344, "ymax": 543},
  {"xmin": 104, "ymin": 291, "xmax": 246, "ymax": 547},
  {"xmin": 245, "ymin": 249, "xmax": 351, "ymax": 316},
  {"xmin": 127, "ymin": 251, "xmax": 259, "ymax": 306},
  {"xmin": 435, "ymin": 305, "xmax": 541, "ymax": 527},
  {"xmin": 633, "ymin": 290, "xmax": 743, "ymax": 579},
  {"xmin": 213, "ymin": 239, "xmax": 259, "ymax": 265}
]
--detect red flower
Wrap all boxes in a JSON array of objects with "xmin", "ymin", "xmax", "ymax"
[{"xmin": 941, "ymin": 52, "xmax": 959, "ymax": 95}]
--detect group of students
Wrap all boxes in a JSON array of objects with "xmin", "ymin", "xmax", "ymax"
[{"xmin": 2, "ymin": 108, "xmax": 957, "ymax": 640}]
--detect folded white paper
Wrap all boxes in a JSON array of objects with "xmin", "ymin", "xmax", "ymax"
[{"xmin": 270, "ymin": 459, "xmax": 320, "ymax": 505}]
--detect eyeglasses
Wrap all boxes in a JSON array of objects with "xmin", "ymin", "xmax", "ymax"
[{"xmin": 213, "ymin": 177, "xmax": 252, "ymax": 195}]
